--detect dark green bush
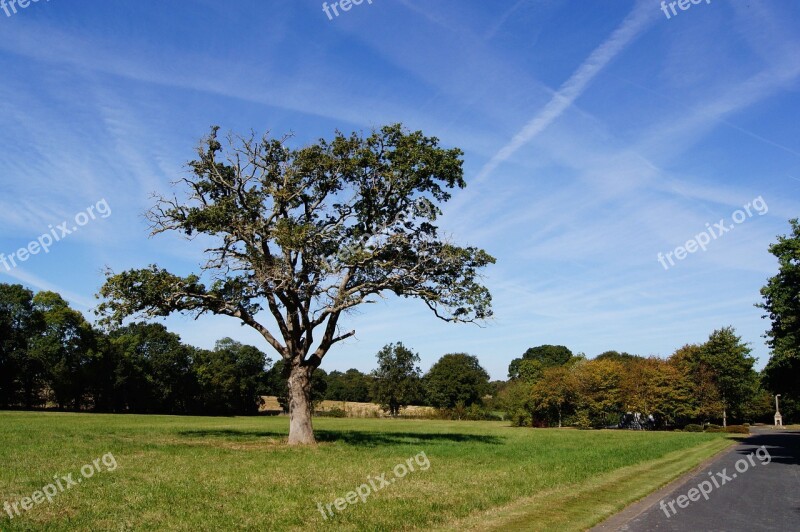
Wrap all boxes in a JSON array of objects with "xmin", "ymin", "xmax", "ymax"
[
  {"xmin": 684, "ymin": 424, "xmax": 703, "ymax": 432},
  {"xmin": 435, "ymin": 404, "xmax": 502, "ymax": 421},
  {"xmin": 507, "ymin": 410, "xmax": 531, "ymax": 427}
]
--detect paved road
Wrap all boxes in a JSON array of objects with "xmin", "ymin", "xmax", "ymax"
[{"xmin": 599, "ymin": 428, "xmax": 800, "ymax": 531}]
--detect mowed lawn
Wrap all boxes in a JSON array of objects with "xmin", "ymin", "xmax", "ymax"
[{"xmin": 0, "ymin": 412, "xmax": 733, "ymax": 531}]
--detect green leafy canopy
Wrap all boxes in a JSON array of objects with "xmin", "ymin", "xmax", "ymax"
[{"xmin": 98, "ymin": 124, "xmax": 495, "ymax": 368}]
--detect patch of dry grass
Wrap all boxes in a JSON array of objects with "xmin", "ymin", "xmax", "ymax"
[{"xmin": 260, "ymin": 396, "xmax": 437, "ymax": 418}]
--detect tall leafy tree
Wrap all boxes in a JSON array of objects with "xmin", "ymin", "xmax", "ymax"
[
  {"xmin": 649, "ymin": 355, "xmax": 695, "ymax": 427},
  {"xmin": 700, "ymin": 327, "xmax": 757, "ymax": 426},
  {"xmin": 424, "ymin": 353, "xmax": 490, "ymax": 408},
  {"xmin": 0, "ymin": 284, "xmax": 43, "ymax": 408},
  {"xmin": 515, "ymin": 359, "xmax": 546, "ymax": 384},
  {"xmin": 97, "ymin": 124, "xmax": 494, "ymax": 444},
  {"xmin": 371, "ymin": 343, "xmax": 421, "ymax": 416},
  {"xmin": 669, "ymin": 344, "xmax": 723, "ymax": 424},
  {"xmin": 759, "ymin": 219, "xmax": 800, "ymax": 402},
  {"xmin": 530, "ymin": 365, "xmax": 576, "ymax": 427},
  {"xmin": 572, "ymin": 358, "xmax": 624, "ymax": 428},
  {"xmin": 107, "ymin": 323, "xmax": 196, "ymax": 414},
  {"xmin": 29, "ymin": 292, "xmax": 96, "ymax": 410},
  {"xmin": 616, "ymin": 355, "xmax": 654, "ymax": 414}
]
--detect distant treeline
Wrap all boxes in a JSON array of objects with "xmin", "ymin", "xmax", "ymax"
[
  {"xmin": 0, "ymin": 284, "xmax": 272, "ymax": 415},
  {"xmin": 497, "ymin": 340, "xmax": 794, "ymax": 428},
  {"xmin": 2, "ymin": 282, "xmax": 794, "ymax": 426}
]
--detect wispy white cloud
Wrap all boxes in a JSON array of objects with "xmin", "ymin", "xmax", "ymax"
[
  {"xmin": 474, "ymin": 0, "xmax": 658, "ymax": 182},
  {"xmin": 2, "ymin": 1, "xmax": 798, "ymax": 379}
]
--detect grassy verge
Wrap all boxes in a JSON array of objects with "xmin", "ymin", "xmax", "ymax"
[
  {"xmin": 439, "ymin": 437, "xmax": 734, "ymax": 531},
  {"xmin": 0, "ymin": 412, "xmax": 730, "ymax": 531}
]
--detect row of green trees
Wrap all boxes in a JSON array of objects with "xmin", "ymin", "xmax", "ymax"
[
  {"xmin": 0, "ymin": 282, "xmax": 790, "ymax": 426},
  {"xmin": 0, "ymin": 284, "xmax": 270, "ymax": 415},
  {"xmin": 498, "ymin": 330, "xmax": 782, "ymax": 428},
  {"xmin": 370, "ymin": 344, "xmax": 491, "ymax": 415},
  {"xmin": 496, "ymin": 219, "xmax": 800, "ymax": 428},
  {"xmin": 264, "ymin": 344, "xmax": 492, "ymax": 416}
]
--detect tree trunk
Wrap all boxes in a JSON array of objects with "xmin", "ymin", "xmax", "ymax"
[
  {"xmin": 287, "ymin": 363, "xmax": 316, "ymax": 445},
  {"xmin": 722, "ymin": 407, "xmax": 727, "ymax": 428},
  {"xmin": 558, "ymin": 405, "xmax": 562, "ymax": 428}
]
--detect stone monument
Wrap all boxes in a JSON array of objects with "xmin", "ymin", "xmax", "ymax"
[{"xmin": 775, "ymin": 394, "xmax": 783, "ymax": 427}]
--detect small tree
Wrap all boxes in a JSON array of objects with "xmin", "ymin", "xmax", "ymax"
[
  {"xmin": 98, "ymin": 124, "xmax": 494, "ymax": 444},
  {"xmin": 371, "ymin": 343, "xmax": 421, "ymax": 416},
  {"xmin": 424, "ymin": 353, "xmax": 490, "ymax": 409},
  {"xmin": 497, "ymin": 379, "xmax": 534, "ymax": 426}
]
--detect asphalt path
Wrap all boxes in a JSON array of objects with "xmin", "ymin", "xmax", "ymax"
[{"xmin": 594, "ymin": 427, "xmax": 800, "ymax": 531}]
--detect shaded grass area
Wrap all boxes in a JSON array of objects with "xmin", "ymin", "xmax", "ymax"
[{"xmin": 0, "ymin": 412, "xmax": 729, "ymax": 531}]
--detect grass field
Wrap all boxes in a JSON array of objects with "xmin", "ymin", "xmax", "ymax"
[{"xmin": 0, "ymin": 412, "xmax": 734, "ymax": 531}]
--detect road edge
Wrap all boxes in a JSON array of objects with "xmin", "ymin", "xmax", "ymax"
[{"xmin": 588, "ymin": 435, "xmax": 744, "ymax": 531}]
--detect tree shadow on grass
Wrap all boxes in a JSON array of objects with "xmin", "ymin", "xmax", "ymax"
[{"xmin": 176, "ymin": 428, "xmax": 504, "ymax": 446}]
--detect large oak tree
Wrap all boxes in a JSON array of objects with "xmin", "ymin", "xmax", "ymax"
[{"xmin": 98, "ymin": 124, "xmax": 494, "ymax": 444}]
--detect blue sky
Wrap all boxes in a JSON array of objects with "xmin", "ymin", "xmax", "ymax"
[{"xmin": 1, "ymin": 0, "xmax": 798, "ymax": 380}]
